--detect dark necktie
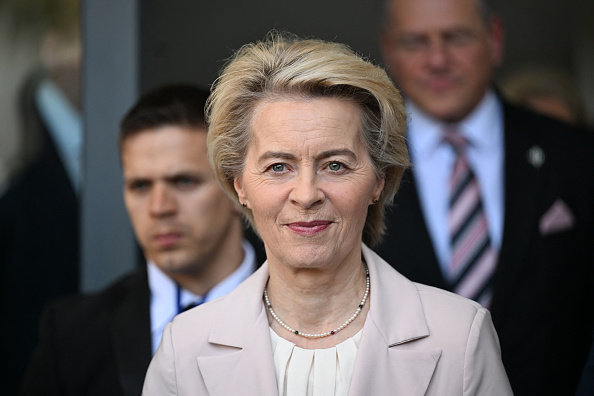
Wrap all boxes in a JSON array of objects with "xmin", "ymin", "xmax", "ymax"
[
  {"xmin": 181, "ymin": 301, "xmax": 202, "ymax": 312},
  {"xmin": 177, "ymin": 286, "xmax": 207, "ymax": 314},
  {"xmin": 443, "ymin": 127, "xmax": 497, "ymax": 307}
]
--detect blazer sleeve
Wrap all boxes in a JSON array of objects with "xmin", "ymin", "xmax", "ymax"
[
  {"xmin": 142, "ymin": 323, "xmax": 178, "ymax": 396},
  {"xmin": 464, "ymin": 309, "xmax": 513, "ymax": 395}
]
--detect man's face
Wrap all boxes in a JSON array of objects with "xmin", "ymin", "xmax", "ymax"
[
  {"xmin": 381, "ymin": 0, "xmax": 503, "ymax": 122},
  {"xmin": 122, "ymin": 126, "xmax": 239, "ymax": 278}
]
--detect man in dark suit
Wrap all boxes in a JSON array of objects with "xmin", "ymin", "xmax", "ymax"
[
  {"xmin": 1, "ymin": 59, "xmax": 82, "ymax": 396},
  {"xmin": 0, "ymin": 3, "xmax": 82, "ymax": 393},
  {"xmin": 377, "ymin": 0, "xmax": 594, "ymax": 394},
  {"xmin": 576, "ymin": 335, "xmax": 594, "ymax": 396},
  {"xmin": 20, "ymin": 85, "xmax": 262, "ymax": 396}
]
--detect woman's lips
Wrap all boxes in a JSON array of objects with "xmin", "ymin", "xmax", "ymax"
[{"xmin": 287, "ymin": 221, "xmax": 332, "ymax": 236}]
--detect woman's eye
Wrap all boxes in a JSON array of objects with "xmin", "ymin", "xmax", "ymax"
[
  {"xmin": 328, "ymin": 162, "xmax": 343, "ymax": 171},
  {"xmin": 271, "ymin": 163, "xmax": 286, "ymax": 172}
]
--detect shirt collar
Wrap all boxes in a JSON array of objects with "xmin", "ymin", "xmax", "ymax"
[
  {"xmin": 406, "ymin": 89, "xmax": 502, "ymax": 158},
  {"xmin": 148, "ymin": 239, "xmax": 257, "ymax": 337},
  {"xmin": 458, "ymin": 90, "xmax": 503, "ymax": 152}
]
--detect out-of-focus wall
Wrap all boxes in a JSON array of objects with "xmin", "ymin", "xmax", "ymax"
[
  {"xmin": 139, "ymin": 0, "xmax": 385, "ymax": 90},
  {"xmin": 572, "ymin": 0, "xmax": 594, "ymax": 125},
  {"xmin": 138, "ymin": 0, "xmax": 594, "ymax": 124},
  {"xmin": 496, "ymin": 0, "xmax": 594, "ymax": 124}
]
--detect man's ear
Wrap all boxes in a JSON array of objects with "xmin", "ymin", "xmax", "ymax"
[{"xmin": 489, "ymin": 16, "xmax": 505, "ymax": 67}]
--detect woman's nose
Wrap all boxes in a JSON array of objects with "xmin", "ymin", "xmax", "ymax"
[{"xmin": 289, "ymin": 172, "xmax": 325, "ymax": 209}]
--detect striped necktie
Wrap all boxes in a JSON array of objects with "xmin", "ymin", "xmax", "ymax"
[{"xmin": 443, "ymin": 128, "xmax": 497, "ymax": 307}]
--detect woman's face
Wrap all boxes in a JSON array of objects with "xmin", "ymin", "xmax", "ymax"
[{"xmin": 234, "ymin": 97, "xmax": 384, "ymax": 272}]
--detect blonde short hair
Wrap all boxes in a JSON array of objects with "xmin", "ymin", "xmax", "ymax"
[{"xmin": 207, "ymin": 31, "xmax": 409, "ymax": 246}]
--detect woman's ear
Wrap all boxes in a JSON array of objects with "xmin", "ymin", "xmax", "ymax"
[
  {"xmin": 234, "ymin": 177, "xmax": 248, "ymax": 207},
  {"xmin": 371, "ymin": 177, "xmax": 385, "ymax": 205}
]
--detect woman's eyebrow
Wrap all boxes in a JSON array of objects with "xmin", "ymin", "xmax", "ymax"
[
  {"xmin": 258, "ymin": 151, "xmax": 297, "ymax": 162},
  {"xmin": 316, "ymin": 149, "xmax": 356, "ymax": 160},
  {"xmin": 258, "ymin": 149, "xmax": 357, "ymax": 162}
]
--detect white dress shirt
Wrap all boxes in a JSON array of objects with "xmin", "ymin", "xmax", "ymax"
[
  {"xmin": 148, "ymin": 239, "xmax": 256, "ymax": 354},
  {"xmin": 406, "ymin": 90, "xmax": 505, "ymax": 277}
]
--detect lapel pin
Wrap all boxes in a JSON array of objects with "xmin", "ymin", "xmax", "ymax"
[{"xmin": 526, "ymin": 145, "xmax": 545, "ymax": 169}]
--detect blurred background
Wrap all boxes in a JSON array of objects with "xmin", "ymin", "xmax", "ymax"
[
  {"xmin": 0, "ymin": 0, "xmax": 592, "ymax": 391},
  {"xmin": 0, "ymin": 0, "xmax": 592, "ymax": 291}
]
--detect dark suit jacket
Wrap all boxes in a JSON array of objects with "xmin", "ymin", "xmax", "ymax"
[
  {"xmin": 20, "ymin": 269, "xmax": 152, "ymax": 396},
  {"xmin": 376, "ymin": 102, "xmax": 594, "ymax": 396},
  {"xmin": 0, "ymin": 72, "xmax": 79, "ymax": 395},
  {"xmin": 576, "ymin": 333, "xmax": 594, "ymax": 396}
]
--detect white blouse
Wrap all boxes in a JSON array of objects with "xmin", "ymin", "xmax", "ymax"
[{"xmin": 269, "ymin": 328, "xmax": 363, "ymax": 396}]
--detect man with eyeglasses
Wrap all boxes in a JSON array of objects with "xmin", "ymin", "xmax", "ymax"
[{"xmin": 376, "ymin": 0, "xmax": 594, "ymax": 394}]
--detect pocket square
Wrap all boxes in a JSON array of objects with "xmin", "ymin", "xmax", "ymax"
[{"xmin": 539, "ymin": 199, "xmax": 575, "ymax": 235}]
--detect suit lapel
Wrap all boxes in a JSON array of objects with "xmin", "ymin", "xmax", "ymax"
[
  {"xmin": 379, "ymin": 170, "xmax": 448, "ymax": 290},
  {"xmin": 382, "ymin": 101, "xmax": 552, "ymax": 308},
  {"xmin": 492, "ymin": 103, "xmax": 548, "ymax": 311},
  {"xmin": 197, "ymin": 264, "xmax": 278, "ymax": 396},
  {"xmin": 109, "ymin": 269, "xmax": 153, "ymax": 396},
  {"xmin": 349, "ymin": 246, "xmax": 441, "ymax": 395}
]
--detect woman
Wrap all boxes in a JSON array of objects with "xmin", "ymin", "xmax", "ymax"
[{"xmin": 143, "ymin": 32, "xmax": 512, "ymax": 395}]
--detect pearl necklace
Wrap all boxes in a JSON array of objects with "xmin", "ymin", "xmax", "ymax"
[{"xmin": 263, "ymin": 265, "xmax": 370, "ymax": 339}]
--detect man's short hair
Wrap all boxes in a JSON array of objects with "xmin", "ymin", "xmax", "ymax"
[{"xmin": 119, "ymin": 84, "xmax": 210, "ymax": 150}]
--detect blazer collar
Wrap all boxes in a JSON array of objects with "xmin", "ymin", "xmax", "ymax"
[
  {"xmin": 198, "ymin": 246, "xmax": 440, "ymax": 395},
  {"xmin": 348, "ymin": 245, "xmax": 441, "ymax": 395},
  {"xmin": 361, "ymin": 244, "xmax": 430, "ymax": 345},
  {"xmin": 198, "ymin": 263, "xmax": 278, "ymax": 396}
]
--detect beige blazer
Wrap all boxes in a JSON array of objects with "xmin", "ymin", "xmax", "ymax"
[{"xmin": 143, "ymin": 244, "xmax": 512, "ymax": 395}]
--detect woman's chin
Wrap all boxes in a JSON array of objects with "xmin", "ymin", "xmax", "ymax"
[{"xmin": 269, "ymin": 245, "xmax": 337, "ymax": 271}]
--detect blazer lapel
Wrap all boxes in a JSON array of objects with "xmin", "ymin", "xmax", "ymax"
[
  {"xmin": 195, "ymin": 248, "xmax": 440, "ymax": 395},
  {"xmin": 349, "ymin": 246, "xmax": 441, "ymax": 395},
  {"xmin": 350, "ymin": 323, "xmax": 441, "ymax": 396},
  {"xmin": 109, "ymin": 270, "xmax": 153, "ymax": 396},
  {"xmin": 197, "ymin": 264, "xmax": 278, "ymax": 396}
]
